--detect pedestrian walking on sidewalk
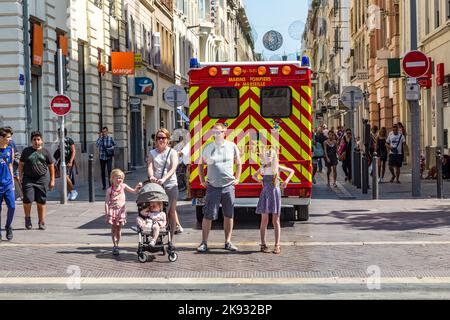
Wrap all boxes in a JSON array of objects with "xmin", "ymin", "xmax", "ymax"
[
  {"xmin": 197, "ymin": 123, "xmax": 242, "ymax": 253},
  {"xmin": 19, "ymin": 131, "xmax": 55, "ymax": 231},
  {"xmin": 105, "ymin": 169, "xmax": 142, "ymax": 255},
  {"xmin": 311, "ymin": 131, "xmax": 324, "ymax": 184},
  {"xmin": 147, "ymin": 128, "xmax": 184, "ymax": 238},
  {"xmin": 54, "ymin": 128, "xmax": 78, "ymax": 201},
  {"xmin": 386, "ymin": 124, "xmax": 406, "ymax": 184},
  {"xmin": 324, "ymin": 131, "xmax": 338, "ymax": 188},
  {"xmin": 339, "ymin": 129, "xmax": 353, "ymax": 182},
  {"xmin": 315, "ymin": 126, "xmax": 327, "ymax": 173},
  {"xmin": 4, "ymin": 127, "xmax": 22, "ymax": 201},
  {"xmin": 252, "ymin": 147, "xmax": 294, "ymax": 254},
  {"xmin": 96, "ymin": 127, "xmax": 116, "ymax": 190},
  {"xmin": 376, "ymin": 127, "xmax": 388, "ymax": 182},
  {"xmin": 0, "ymin": 127, "xmax": 16, "ymax": 241}
]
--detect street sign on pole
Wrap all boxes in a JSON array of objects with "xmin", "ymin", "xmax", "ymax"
[
  {"xmin": 402, "ymin": 50, "xmax": 429, "ymax": 79},
  {"xmin": 331, "ymin": 98, "xmax": 339, "ymax": 107},
  {"xmin": 341, "ymin": 86, "xmax": 364, "ymax": 110},
  {"xmin": 409, "ymin": 0, "xmax": 422, "ymax": 197},
  {"xmin": 56, "ymin": 49, "xmax": 67, "ymax": 204},
  {"xmin": 164, "ymin": 85, "xmax": 187, "ymax": 129},
  {"xmin": 406, "ymin": 84, "xmax": 420, "ymax": 101},
  {"xmin": 341, "ymin": 86, "xmax": 364, "ymax": 185},
  {"xmin": 50, "ymin": 94, "xmax": 72, "ymax": 116}
]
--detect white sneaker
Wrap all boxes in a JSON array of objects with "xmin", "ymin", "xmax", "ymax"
[
  {"xmin": 67, "ymin": 191, "xmax": 72, "ymax": 201},
  {"xmin": 70, "ymin": 190, "xmax": 78, "ymax": 201}
]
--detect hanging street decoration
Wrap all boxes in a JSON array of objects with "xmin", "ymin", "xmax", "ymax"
[{"xmin": 263, "ymin": 30, "xmax": 283, "ymax": 51}]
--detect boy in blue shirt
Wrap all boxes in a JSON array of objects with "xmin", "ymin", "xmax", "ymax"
[{"xmin": 0, "ymin": 127, "xmax": 15, "ymax": 240}]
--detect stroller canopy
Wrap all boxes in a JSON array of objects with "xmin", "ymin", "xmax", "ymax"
[{"xmin": 136, "ymin": 182, "xmax": 169, "ymax": 204}]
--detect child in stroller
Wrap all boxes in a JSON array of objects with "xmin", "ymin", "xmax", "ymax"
[
  {"xmin": 135, "ymin": 182, "xmax": 178, "ymax": 263},
  {"xmin": 137, "ymin": 201, "xmax": 166, "ymax": 247}
]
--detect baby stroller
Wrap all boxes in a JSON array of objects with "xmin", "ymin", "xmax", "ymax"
[{"xmin": 135, "ymin": 182, "xmax": 178, "ymax": 263}]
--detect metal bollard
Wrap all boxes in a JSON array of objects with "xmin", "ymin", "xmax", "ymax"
[
  {"xmin": 352, "ymin": 150, "xmax": 357, "ymax": 186},
  {"xmin": 355, "ymin": 150, "xmax": 362, "ymax": 189},
  {"xmin": 372, "ymin": 152, "xmax": 379, "ymax": 199},
  {"xmin": 88, "ymin": 154, "xmax": 95, "ymax": 202},
  {"xmin": 436, "ymin": 149, "xmax": 443, "ymax": 199},
  {"xmin": 362, "ymin": 154, "xmax": 369, "ymax": 194}
]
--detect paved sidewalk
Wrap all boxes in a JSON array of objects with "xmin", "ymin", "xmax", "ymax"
[
  {"xmin": 315, "ymin": 159, "xmax": 450, "ymax": 200},
  {"xmin": 2, "ymin": 163, "xmax": 450, "ymax": 295}
]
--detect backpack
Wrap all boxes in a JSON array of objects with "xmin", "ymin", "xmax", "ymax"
[{"xmin": 54, "ymin": 138, "xmax": 73, "ymax": 162}]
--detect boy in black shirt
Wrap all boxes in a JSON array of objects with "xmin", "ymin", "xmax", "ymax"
[{"xmin": 19, "ymin": 131, "xmax": 55, "ymax": 230}]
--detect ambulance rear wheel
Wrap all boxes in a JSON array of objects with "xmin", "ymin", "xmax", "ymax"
[
  {"xmin": 196, "ymin": 206, "xmax": 204, "ymax": 223},
  {"xmin": 295, "ymin": 205, "xmax": 309, "ymax": 221},
  {"xmin": 281, "ymin": 208, "xmax": 296, "ymax": 221}
]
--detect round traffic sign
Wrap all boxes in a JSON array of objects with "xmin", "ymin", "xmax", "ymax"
[
  {"xmin": 50, "ymin": 95, "xmax": 71, "ymax": 116},
  {"xmin": 164, "ymin": 85, "xmax": 187, "ymax": 107},
  {"xmin": 402, "ymin": 50, "xmax": 429, "ymax": 78},
  {"xmin": 341, "ymin": 86, "xmax": 364, "ymax": 109}
]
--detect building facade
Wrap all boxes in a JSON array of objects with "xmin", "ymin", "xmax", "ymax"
[
  {"xmin": 0, "ymin": 0, "xmax": 255, "ymax": 183},
  {"xmin": 303, "ymin": 0, "xmax": 351, "ymax": 131},
  {"xmin": 0, "ymin": 0, "xmax": 130, "ymax": 182},
  {"xmin": 414, "ymin": 0, "xmax": 450, "ymax": 159}
]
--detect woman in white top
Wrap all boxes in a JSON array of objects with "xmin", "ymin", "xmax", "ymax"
[{"xmin": 147, "ymin": 128, "xmax": 183, "ymax": 238}]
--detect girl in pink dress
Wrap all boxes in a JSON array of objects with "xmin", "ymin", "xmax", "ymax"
[{"xmin": 105, "ymin": 169, "xmax": 142, "ymax": 255}]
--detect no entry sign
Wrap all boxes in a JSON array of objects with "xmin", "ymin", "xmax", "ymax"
[
  {"xmin": 402, "ymin": 50, "xmax": 429, "ymax": 78},
  {"xmin": 50, "ymin": 94, "xmax": 71, "ymax": 116}
]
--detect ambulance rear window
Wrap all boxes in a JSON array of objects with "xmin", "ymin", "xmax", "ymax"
[
  {"xmin": 261, "ymin": 87, "xmax": 292, "ymax": 118},
  {"xmin": 208, "ymin": 87, "xmax": 239, "ymax": 118}
]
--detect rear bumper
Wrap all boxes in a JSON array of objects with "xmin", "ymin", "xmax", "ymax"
[
  {"xmin": 192, "ymin": 197, "xmax": 310, "ymax": 207},
  {"xmin": 234, "ymin": 197, "xmax": 310, "ymax": 207}
]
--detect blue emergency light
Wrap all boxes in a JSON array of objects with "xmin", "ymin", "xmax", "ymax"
[
  {"xmin": 190, "ymin": 58, "xmax": 200, "ymax": 69},
  {"xmin": 301, "ymin": 56, "xmax": 310, "ymax": 67}
]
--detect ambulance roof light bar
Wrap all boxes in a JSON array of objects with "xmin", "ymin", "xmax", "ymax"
[
  {"xmin": 190, "ymin": 58, "xmax": 200, "ymax": 69},
  {"xmin": 200, "ymin": 61, "xmax": 303, "ymax": 67}
]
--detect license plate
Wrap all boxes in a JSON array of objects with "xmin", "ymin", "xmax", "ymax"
[{"xmin": 192, "ymin": 198, "xmax": 205, "ymax": 206}]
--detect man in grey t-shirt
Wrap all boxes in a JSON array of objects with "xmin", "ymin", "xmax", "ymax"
[{"xmin": 197, "ymin": 123, "xmax": 242, "ymax": 253}]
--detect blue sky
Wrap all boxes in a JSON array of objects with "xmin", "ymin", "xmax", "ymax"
[{"xmin": 244, "ymin": 0, "xmax": 310, "ymax": 60}]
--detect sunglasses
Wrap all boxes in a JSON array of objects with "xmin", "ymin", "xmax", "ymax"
[
  {"xmin": 156, "ymin": 136, "xmax": 168, "ymax": 140},
  {"xmin": 212, "ymin": 130, "xmax": 225, "ymax": 135}
]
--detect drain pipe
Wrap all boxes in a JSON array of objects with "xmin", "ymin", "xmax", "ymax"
[{"xmin": 23, "ymin": 0, "xmax": 32, "ymax": 139}]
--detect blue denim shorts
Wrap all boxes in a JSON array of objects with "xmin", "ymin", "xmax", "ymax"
[{"xmin": 203, "ymin": 184, "xmax": 235, "ymax": 220}]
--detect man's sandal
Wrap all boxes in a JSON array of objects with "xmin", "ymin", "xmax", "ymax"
[
  {"xmin": 273, "ymin": 245, "xmax": 281, "ymax": 254},
  {"xmin": 260, "ymin": 244, "xmax": 271, "ymax": 253}
]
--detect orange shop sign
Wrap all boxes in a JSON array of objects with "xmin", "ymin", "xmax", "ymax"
[
  {"xmin": 32, "ymin": 24, "xmax": 44, "ymax": 66},
  {"xmin": 111, "ymin": 52, "xmax": 135, "ymax": 75}
]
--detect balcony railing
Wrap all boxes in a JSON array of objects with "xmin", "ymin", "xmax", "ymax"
[
  {"xmin": 324, "ymin": 80, "xmax": 339, "ymax": 95},
  {"xmin": 158, "ymin": 0, "xmax": 173, "ymax": 12}
]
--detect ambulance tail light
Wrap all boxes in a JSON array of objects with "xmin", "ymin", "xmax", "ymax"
[
  {"xmin": 258, "ymin": 66, "xmax": 267, "ymax": 76},
  {"xmin": 283, "ymin": 188, "xmax": 311, "ymax": 198},
  {"xmin": 282, "ymin": 66, "xmax": 292, "ymax": 75},
  {"xmin": 209, "ymin": 67, "xmax": 218, "ymax": 77},
  {"xmin": 233, "ymin": 67, "xmax": 242, "ymax": 76},
  {"xmin": 299, "ymin": 188, "xmax": 311, "ymax": 198}
]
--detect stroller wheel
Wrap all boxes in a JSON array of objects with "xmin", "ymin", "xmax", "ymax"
[
  {"xmin": 138, "ymin": 252, "xmax": 148, "ymax": 263},
  {"xmin": 168, "ymin": 252, "xmax": 178, "ymax": 262}
]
